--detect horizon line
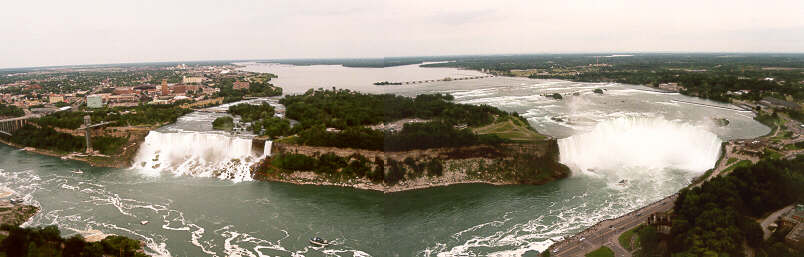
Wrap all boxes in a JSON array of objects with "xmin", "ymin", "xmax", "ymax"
[{"xmin": 3, "ymin": 51, "xmax": 804, "ymax": 71}]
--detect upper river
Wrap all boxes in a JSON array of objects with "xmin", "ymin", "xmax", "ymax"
[{"xmin": 0, "ymin": 62, "xmax": 769, "ymax": 256}]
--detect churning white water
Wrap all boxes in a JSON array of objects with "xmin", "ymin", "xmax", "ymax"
[
  {"xmin": 133, "ymin": 131, "xmax": 269, "ymax": 182},
  {"xmin": 558, "ymin": 116, "xmax": 722, "ymax": 177}
]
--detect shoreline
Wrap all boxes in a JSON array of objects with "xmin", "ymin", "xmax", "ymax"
[
  {"xmin": 0, "ymin": 188, "xmax": 40, "ymax": 228},
  {"xmin": 254, "ymin": 171, "xmax": 517, "ymax": 193},
  {"xmin": 0, "ymin": 124, "xmax": 154, "ymax": 168},
  {"xmin": 0, "ymin": 138, "xmax": 136, "ymax": 168}
]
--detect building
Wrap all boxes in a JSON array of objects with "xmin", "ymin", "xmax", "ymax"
[
  {"xmin": 647, "ymin": 212, "xmax": 672, "ymax": 234},
  {"xmin": 48, "ymin": 94, "xmax": 64, "ymax": 104},
  {"xmin": 760, "ymin": 97, "xmax": 801, "ymax": 111},
  {"xmin": 107, "ymin": 95, "xmax": 139, "ymax": 107},
  {"xmin": 113, "ymin": 86, "xmax": 134, "ymax": 95},
  {"xmin": 202, "ymin": 86, "xmax": 220, "ymax": 95},
  {"xmin": 780, "ymin": 204, "xmax": 804, "ymax": 249},
  {"xmin": 87, "ymin": 95, "xmax": 104, "ymax": 108},
  {"xmin": 182, "ymin": 76, "xmax": 204, "ymax": 84},
  {"xmin": 233, "ymin": 81, "xmax": 250, "ymax": 90},
  {"xmin": 161, "ymin": 79, "xmax": 170, "ymax": 95},
  {"xmin": 781, "ymin": 204, "xmax": 804, "ymax": 228},
  {"xmin": 787, "ymin": 222, "xmax": 804, "ymax": 249},
  {"xmin": 657, "ymin": 83, "xmax": 684, "ymax": 92},
  {"xmin": 172, "ymin": 84, "xmax": 201, "ymax": 95},
  {"xmin": 133, "ymin": 85, "xmax": 157, "ymax": 95},
  {"xmin": 24, "ymin": 84, "xmax": 42, "ymax": 91}
]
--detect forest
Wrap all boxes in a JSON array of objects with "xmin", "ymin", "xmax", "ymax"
[
  {"xmin": 279, "ymin": 89, "xmax": 517, "ymax": 150},
  {"xmin": 270, "ymin": 153, "xmax": 386, "ymax": 183},
  {"xmin": 227, "ymin": 103, "xmax": 275, "ymax": 122},
  {"xmin": 0, "ymin": 224, "xmax": 147, "ymax": 257},
  {"xmin": 0, "ymin": 104, "xmax": 24, "ymax": 118},
  {"xmin": 281, "ymin": 88, "xmax": 504, "ymax": 129},
  {"xmin": 214, "ymin": 77, "xmax": 282, "ymax": 103},
  {"xmin": 658, "ymin": 157, "xmax": 804, "ymax": 256},
  {"xmin": 6, "ymin": 125, "xmax": 85, "ymax": 153},
  {"xmin": 35, "ymin": 104, "xmax": 193, "ymax": 129}
]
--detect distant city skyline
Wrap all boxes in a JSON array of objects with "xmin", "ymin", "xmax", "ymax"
[{"xmin": 2, "ymin": 0, "xmax": 803, "ymax": 69}]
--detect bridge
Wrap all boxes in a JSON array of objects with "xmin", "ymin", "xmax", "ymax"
[
  {"xmin": 0, "ymin": 114, "xmax": 40, "ymax": 136},
  {"xmin": 1, "ymin": 114, "xmax": 114, "ymax": 154},
  {"xmin": 376, "ymin": 75, "xmax": 495, "ymax": 86}
]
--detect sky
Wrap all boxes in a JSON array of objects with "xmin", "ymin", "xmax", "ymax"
[{"xmin": 1, "ymin": 0, "xmax": 803, "ymax": 68}]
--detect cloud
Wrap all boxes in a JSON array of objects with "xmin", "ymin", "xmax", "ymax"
[{"xmin": 0, "ymin": 0, "xmax": 802, "ymax": 68}]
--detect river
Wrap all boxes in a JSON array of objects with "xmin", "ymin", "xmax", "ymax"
[{"xmin": 0, "ymin": 62, "xmax": 769, "ymax": 256}]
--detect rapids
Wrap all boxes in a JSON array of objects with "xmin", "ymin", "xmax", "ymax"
[{"xmin": 0, "ymin": 64, "xmax": 772, "ymax": 256}]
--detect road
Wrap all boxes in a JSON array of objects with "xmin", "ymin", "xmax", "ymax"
[
  {"xmin": 549, "ymin": 195, "xmax": 677, "ymax": 257},
  {"xmin": 760, "ymin": 205, "xmax": 793, "ymax": 240}
]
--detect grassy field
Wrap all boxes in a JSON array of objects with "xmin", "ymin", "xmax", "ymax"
[
  {"xmin": 474, "ymin": 117, "xmax": 546, "ymax": 142},
  {"xmin": 723, "ymin": 160, "xmax": 752, "ymax": 174},
  {"xmin": 618, "ymin": 225, "xmax": 642, "ymax": 251},
  {"xmin": 764, "ymin": 149, "xmax": 784, "ymax": 159},
  {"xmin": 726, "ymin": 157, "xmax": 738, "ymax": 165},
  {"xmin": 585, "ymin": 246, "xmax": 614, "ymax": 257}
]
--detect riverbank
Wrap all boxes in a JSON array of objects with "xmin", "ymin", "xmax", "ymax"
[
  {"xmin": 0, "ymin": 125, "xmax": 153, "ymax": 168},
  {"xmin": 547, "ymin": 110, "xmax": 803, "ymax": 256},
  {"xmin": 0, "ymin": 200, "xmax": 39, "ymax": 228}
]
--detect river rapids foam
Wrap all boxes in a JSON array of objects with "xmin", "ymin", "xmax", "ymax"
[
  {"xmin": 558, "ymin": 116, "xmax": 722, "ymax": 177},
  {"xmin": 132, "ymin": 131, "xmax": 271, "ymax": 182}
]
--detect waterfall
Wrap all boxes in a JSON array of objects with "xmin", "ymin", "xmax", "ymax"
[
  {"xmin": 263, "ymin": 140, "xmax": 272, "ymax": 157},
  {"xmin": 558, "ymin": 117, "xmax": 722, "ymax": 178},
  {"xmin": 132, "ymin": 131, "xmax": 271, "ymax": 182}
]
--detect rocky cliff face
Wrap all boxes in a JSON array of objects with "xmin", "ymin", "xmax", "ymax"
[{"xmin": 254, "ymin": 140, "xmax": 570, "ymax": 192}]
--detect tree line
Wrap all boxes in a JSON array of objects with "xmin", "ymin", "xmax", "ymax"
[
  {"xmin": 36, "ymin": 104, "xmax": 193, "ymax": 130},
  {"xmin": 268, "ymin": 152, "xmax": 447, "ymax": 185},
  {"xmin": 667, "ymin": 157, "xmax": 804, "ymax": 256},
  {"xmin": 0, "ymin": 224, "xmax": 147, "ymax": 257},
  {"xmin": 0, "ymin": 104, "xmax": 24, "ymax": 118}
]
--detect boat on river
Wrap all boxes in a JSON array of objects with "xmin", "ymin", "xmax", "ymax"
[{"xmin": 309, "ymin": 237, "xmax": 330, "ymax": 247}]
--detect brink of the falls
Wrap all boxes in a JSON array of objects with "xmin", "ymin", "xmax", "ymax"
[
  {"xmin": 132, "ymin": 131, "xmax": 271, "ymax": 182},
  {"xmin": 557, "ymin": 116, "xmax": 723, "ymax": 178}
]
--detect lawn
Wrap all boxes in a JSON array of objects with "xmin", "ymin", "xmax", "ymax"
[
  {"xmin": 618, "ymin": 225, "xmax": 642, "ymax": 251},
  {"xmin": 585, "ymin": 246, "xmax": 614, "ymax": 257},
  {"xmin": 726, "ymin": 157, "xmax": 738, "ymax": 165},
  {"xmin": 474, "ymin": 118, "xmax": 546, "ymax": 142},
  {"xmin": 764, "ymin": 149, "xmax": 784, "ymax": 160},
  {"xmin": 723, "ymin": 160, "xmax": 752, "ymax": 174}
]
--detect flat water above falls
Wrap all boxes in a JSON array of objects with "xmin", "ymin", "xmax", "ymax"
[{"xmin": 1, "ymin": 64, "xmax": 771, "ymax": 256}]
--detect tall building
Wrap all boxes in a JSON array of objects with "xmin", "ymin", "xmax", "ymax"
[
  {"xmin": 86, "ymin": 95, "xmax": 103, "ymax": 108},
  {"xmin": 161, "ymin": 79, "xmax": 170, "ymax": 95},
  {"xmin": 182, "ymin": 76, "xmax": 204, "ymax": 84}
]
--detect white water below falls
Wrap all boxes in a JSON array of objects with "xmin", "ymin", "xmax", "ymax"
[
  {"xmin": 558, "ymin": 116, "xmax": 723, "ymax": 179},
  {"xmin": 132, "ymin": 131, "xmax": 271, "ymax": 182}
]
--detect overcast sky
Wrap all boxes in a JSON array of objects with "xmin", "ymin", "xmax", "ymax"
[{"xmin": 2, "ymin": 0, "xmax": 803, "ymax": 68}]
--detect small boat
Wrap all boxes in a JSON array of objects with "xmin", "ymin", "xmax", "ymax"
[
  {"xmin": 72, "ymin": 169, "xmax": 84, "ymax": 174},
  {"xmin": 140, "ymin": 220, "xmax": 149, "ymax": 225},
  {"xmin": 309, "ymin": 237, "xmax": 330, "ymax": 247},
  {"xmin": 618, "ymin": 179, "xmax": 627, "ymax": 185},
  {"xmin": 10, "ymin": 198, "xmax": 23, "ymax": 204}
]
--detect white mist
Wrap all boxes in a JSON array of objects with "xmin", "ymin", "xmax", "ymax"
[
  {"xmin": 132, "ymin": 131, "xmax": 270, "ymax": 182},
  {"xmin": 558, "ymin": 117, "xmax": 722, "ymax": 178}
]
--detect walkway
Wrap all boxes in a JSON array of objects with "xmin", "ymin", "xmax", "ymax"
[{"xmin": 550, "ymin": 195, "xmax": 677, "ymax": 257}]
